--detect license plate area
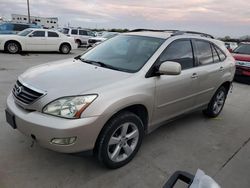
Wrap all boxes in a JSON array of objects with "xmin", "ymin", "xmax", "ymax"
[{"xmin": 5, "ymin": 109, "xmax": 17, "ymax": 129}]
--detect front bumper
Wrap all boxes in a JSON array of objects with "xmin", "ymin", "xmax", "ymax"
[{"xmin": 6, "ymin": 94, "xmax": 104, "ymax": 153}]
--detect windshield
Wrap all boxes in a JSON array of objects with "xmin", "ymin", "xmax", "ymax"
[
  {"xmin": 233, "ymin": 44, "xmax": 250, "ymax": 55},
  {"xmin": 18, "ymin": 29, "xmax": 33, "ymax": 36},
  {"xmin": 80, "ymin": 35, "xmax": 164, "ymax": 73}
]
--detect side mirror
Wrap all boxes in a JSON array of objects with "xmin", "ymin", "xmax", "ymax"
[
  {"xmin": 228, "ymin": 48, "xmax": 233, "ymax": 53},
  {"xmin": 28, "ymin": 34, "xmax": 33, "ymax": 37},
  {"xmin": 158, "ymin": 61, "xmax": 181, "ymax": 75}
]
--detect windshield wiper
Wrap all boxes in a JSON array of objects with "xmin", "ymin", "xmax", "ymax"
[{"xmin": 79, "ymin": 58, "xmax": 123, "ymax": 71}]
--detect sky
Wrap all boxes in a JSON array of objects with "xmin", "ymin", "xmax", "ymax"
[{"xmin": 1, "ymin": 0, "xmax": 250, "ymax": 37}]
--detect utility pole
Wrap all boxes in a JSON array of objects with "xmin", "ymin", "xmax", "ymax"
[{"xmin": 27, "ymin": 0, "xmax": 31, "ymax": 23}]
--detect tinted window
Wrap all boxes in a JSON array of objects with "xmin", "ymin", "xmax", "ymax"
[
  {"xmin": 32, "ymin": 31, "xmax": 45, "ymax": 37},
  {"xmin": 87, "ymin": 31, "xmax": 95, "ymax": 36},
  {"xmin": 159, "ymin": 40, "xmax": 194, "ymax": 70},
  {"xmin": 13, "ymin": 24, "xmax": 28, "ymax": 31},
  {"xmin": 211, "ymin": 45, "xmax": 220, "ymax": 63},
  {"xmin": 48, "ymin": 31, "xmax": 59, "ymax": 37},
  {"xmin": 71, "ymin": 29, "xmax": 78, "ymax": 35},
  {"xmin": 214, "ymin": 45, "xmax": 226, "ymax": 61},
  {"xmin": 62, "ymin": 28, "xmax": 69, "ymax": 34},
  {"xmin": 79, "ymin": 30, "xmax": 87, "ymax": 35},
  {"xmin": 196, "ymin": 40, "xmax": 213, "ymax": 65}
]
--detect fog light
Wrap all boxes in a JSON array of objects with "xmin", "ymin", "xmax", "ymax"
[{"xmin": 51, "ymin": 137, "xmax": 76, "ymax": 145}]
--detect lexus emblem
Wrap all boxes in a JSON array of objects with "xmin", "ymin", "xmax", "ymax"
[{"xmin": 15, "ymin": 86, "xmax": 23, "ymax": 95}]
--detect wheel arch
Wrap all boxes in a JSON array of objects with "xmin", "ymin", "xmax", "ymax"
[
  {"xmin": 4, "ymin": 40, "xmax": 22, "ymax": 51},
  {"xmin": 93, "ymin": 104, "xmax": 149, "ymax": 153}
]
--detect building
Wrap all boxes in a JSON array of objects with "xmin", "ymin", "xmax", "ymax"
[{"xmin": 11, "ymin": 14, "xmax": 58, "ymax": 29}]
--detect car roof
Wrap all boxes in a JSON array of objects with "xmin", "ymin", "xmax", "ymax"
[
  {"xmin": 125, "ymin": 31, "xmax": 172, "ymax": 39},
  {"xmin": 27, "ymin": 28, "xmax": 58, "ymax": 32}
]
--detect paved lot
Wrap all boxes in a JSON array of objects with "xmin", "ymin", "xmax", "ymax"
[{"xmin": 0, "ymin": 50, "xmax": 250, "ymax": 188}]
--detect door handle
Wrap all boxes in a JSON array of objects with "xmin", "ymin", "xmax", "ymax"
[
  {"xmin": 191, "ymin": 73, "xmax": 198, "ymax": 79},
  {"xmin": 219, "ymin": 66, "xmax": 224, "ymax": 72}
]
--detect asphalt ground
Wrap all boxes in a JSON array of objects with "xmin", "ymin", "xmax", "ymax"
[{"xmin": 0, "ymin": 49, "xmax": 249, "ymax": 188}]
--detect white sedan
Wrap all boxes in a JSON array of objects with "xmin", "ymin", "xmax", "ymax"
[{"xmin": 0, "ymin": 28, "xmax": 77, "ymax": 54}]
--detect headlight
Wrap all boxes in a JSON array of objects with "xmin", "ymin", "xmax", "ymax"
[{"xmin": 43, "ymin": 95, "xmax": 97, "ymax": 119}]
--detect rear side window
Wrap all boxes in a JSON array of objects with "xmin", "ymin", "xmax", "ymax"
[
  {"xmin": 215, "ymin": 45, "xmax": 226, "ymax": 61},
  {"xmin": 32, "ymin": 31, "xmax": 45, "ymax": 37},
  {"xmin": 159, "ymin": 40, "xmax": 194, "ymax": 70},
  {"xmin": 71, "ymin": 29, "xmax": 78, "ymax": 35},
  {"xmin": 211, "ymin": 45, "xmax": 220, "ymax": 63},
  {"xmin": 79, "ymin": 30, "xmax": 87, "ymax": 35},
  {"xmin": 48, "ymin": 31, "xmax": 59, "ymax": 37},
  {"xmin": 196, "ymin": 40, "xmax": 213, "ymax": 65}
]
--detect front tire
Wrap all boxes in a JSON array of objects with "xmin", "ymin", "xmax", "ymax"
[
  {"xmin": 203, "ymin": 86, "xmax": 227, "ymax": 118},
  {"xmin": 97, "ymin": 112, "xmax": 144, "ymax": 169},
  {"xmin": 60, "ymin": 43, "xmax": 71, "ymax": 54},
  {"xmin": 6, "ymin": 41, "xmax": 21, "ymax": 54}
]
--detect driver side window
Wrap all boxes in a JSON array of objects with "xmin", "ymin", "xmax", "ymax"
[
  {"xmin": 32, "ymin": 31, "xmax": 45, "ymax": 37},
  {"xmin": 159, "ymin": 40, "xmax": 194, "ymax": 70}
]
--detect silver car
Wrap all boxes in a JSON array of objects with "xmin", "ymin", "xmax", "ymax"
[{"xmin": 5, "ymin": 30, "xmax": 235, "ymax": 168}]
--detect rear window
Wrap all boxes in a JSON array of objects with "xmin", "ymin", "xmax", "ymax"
[{"xmin": 79, "ymin": 30, "xmax": 87, "ymax": 35}]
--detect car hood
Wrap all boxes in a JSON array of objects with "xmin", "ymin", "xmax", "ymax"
[
  {"xmin": 19, "ymin": 59, "xmax": 132, "ymax": 97},
  {"xmin": 232, "ymin": 53, "xmax": 250, "ymax": 62}
]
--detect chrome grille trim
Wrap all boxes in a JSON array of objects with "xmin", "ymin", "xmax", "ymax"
[{"xmin": 12, "ymin": 80, "xmax": 46, "ymax": 105}]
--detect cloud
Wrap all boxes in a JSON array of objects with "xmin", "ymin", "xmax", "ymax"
[{"xmin": 1, "ymin": 0, "xmax": 250, "ymax": 37}]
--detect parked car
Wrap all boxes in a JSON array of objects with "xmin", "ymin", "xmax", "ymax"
[
  {"xmin": 88, "ymin": 32, "xmax": 118, "ymax": 47},
  {"xmin": 0, "ymin": 22, "xmax": 40, "ymax": 34},
  {"xmin": 224, "ymin": 42, "xmax": 238, "ymax": 52},
  {"xmin": 232, "ymin": 42, "xmax": 250, "ymax": 78},
  {"xmin": 0, "ymin": 28, "xmax": 77, "ymax": 54},
  {"xmin": 62, "ymin": 27, "xmax": 96, "ymax": 47},
  {"xmin": 5, "ymin": 30, "xmax": 235, "ymax": 169}
]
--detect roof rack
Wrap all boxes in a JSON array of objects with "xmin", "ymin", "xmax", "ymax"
[
  {"xmin": 129, "ymin": 29, "xmax": 214, "ymax": 39},
  {"xmin": 130, "ymin": 29, "xmax": 179, "ymax": 33},
  {"xmin": 171, "ymin": 31, "xmax": 214, "ymax": 39}
]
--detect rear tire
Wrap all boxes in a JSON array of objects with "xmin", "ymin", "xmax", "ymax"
[
  {"xmin": 203, "ymin": 86, "xmax": 227, "ymax": 118},
  {"xmin": 60, "ymin": 43, "xmax": 71, "ymax": 54},
  {"xmin": 5, "ymin": 41, "xmax": 21, "ymax": 54},
  {"xmin": 97, "ymin": 112, "xmax": 144, "ymax": 169}
]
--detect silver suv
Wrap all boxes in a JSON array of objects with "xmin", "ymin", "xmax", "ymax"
[{"xmin": 5, "ymin": 29, "xmax": 235, "ymax": 168}]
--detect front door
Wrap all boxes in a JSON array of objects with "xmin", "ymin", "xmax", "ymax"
[
  {"xmin": 152, "ymin": 39, "xmax": 199, "ymax": 126},
  {"xmin": 25, "ymin": 30, "xmax": 46, "ymax": 51}
]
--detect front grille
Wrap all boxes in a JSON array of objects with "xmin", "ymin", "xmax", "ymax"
[{"xmin": 12, "ymin": 80, "xmax": 44, "ymax": 105}]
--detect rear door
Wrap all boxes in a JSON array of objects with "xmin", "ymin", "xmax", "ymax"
[
  {"xmin": 45, "ymin": 31, "xmax": 61, "ymax": 51},
  {"xmin": 152, "ymin": 39, "xmax": 200, "ymax": 125},
  {"xmin": 192, "ymin": 39, "xmax": 226, "ymax": 107},
  {"xmin": 25, "ymin": 30, "xmax": 46, "ymax": 51}
]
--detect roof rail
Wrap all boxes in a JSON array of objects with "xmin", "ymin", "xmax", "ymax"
[
  {"xmin": 130, "ymin": 29, "xmax": 179, "ymax": 33},
  {"xmin": 130, "ymin": 29, "xmax": 214, "ymax": 39},
  {"xmin": 171, "ymin": 31, "xmax": 214, "ymax": 39}
]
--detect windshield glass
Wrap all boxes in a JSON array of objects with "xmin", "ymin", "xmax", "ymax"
[
  {"xmin": 80, "ymin": 35, "xmax": 164, "ymax": 73},
  {"xmin": 233, "ymin": 44, "xmax": 250, "ymax": 55},
  {"xmin": 18, "ymin": 29, "xmax": 33, "ymax": 36}
]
